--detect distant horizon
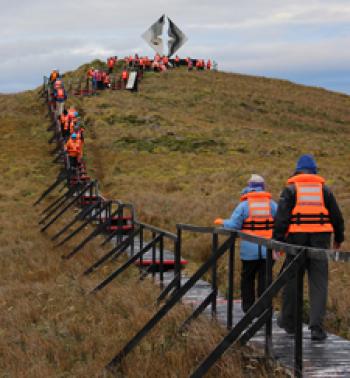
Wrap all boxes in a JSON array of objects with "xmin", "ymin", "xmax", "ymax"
[
  {"xmin": 1, "ymin": 62, "xmax": 349, "ymax": 97},
  {"xmin": 2, "ymin": 1, "xmax": 350, "ymax": 95}
]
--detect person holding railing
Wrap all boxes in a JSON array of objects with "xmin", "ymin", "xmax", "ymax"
[
  {"xmin": 274, "ymin": 154, "xmax": 344, "ymax": 341},
  {"xmin": 214, "ymin": 174, "xmax": 277, "ymax": 313}
]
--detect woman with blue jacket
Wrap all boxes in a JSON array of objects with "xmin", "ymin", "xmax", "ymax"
[{"xmin": 215, "ymin": 174, "xmax": 278, "ymax": 313}]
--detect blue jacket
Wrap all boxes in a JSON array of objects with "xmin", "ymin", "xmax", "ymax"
[{"xmin": 223, "ymin": 188, "xmax": 278, "ymax": 260}]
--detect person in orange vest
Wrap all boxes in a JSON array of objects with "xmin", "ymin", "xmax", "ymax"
[
  {"xmin": 67, "ymin": 107, "xmax": 77, "ymax": 124},
  {"xmin": 196, "ymin": 59, "xmax": 205, "ymax": 70},
  {"xmin": 153, "ymin": 60, "xmax": 160, "ymax": 72},
  {"xmin": 53, "ymin": 79, "xmax": 63, "ymax": 90},
  {"xmin": 274, "ymin": 155, "xmax": 344, "ymax": 340},
  {"xmin": 73, "ymin": 123, "xmax": 84, "ymax": 158},
  {"xmin": 101, "ymin": 71, "xmax": 107, "ymax": 89},
  {"xmin": 86, "ymin": 67, "xmax": 95, "ymax": 91},
  {"xmin": 139, "ymin": 57, "xmax": 145, "ymax": 71},
  {"xmin": 94, "ymin": 69, "xmax": 103, "ymax": 90},
  {"xmin": 103, "ymin": 72, "xmax": 111, "ymax": 88},
  {"xmin": 206, "ymin": 59, "xmax": 212, "ymax": 70},
  {"xmin": 107, "ymin": 57, "xmax": 115, "ymax": 74},
  {"xmin": 54, "ymin": 84, "xmax": 67, "ymax": 117},
  {"xmin": 65, "ymin": 133, "xmax": 82, "ymax": 169},
  {"xmin": 49, "ymin": 69, "xmax": 59, "ymax": 84},
  {"xmin": 162, "ymin": 55, "xmax": 169, "ymax": 68},
  {"xmin": 175, "ymin": 55, "xmax": 180, "ymax": 67},
  {"xmin": 121, "ymin": 69, "xmax": 129, "ymax": 88},
  {"xmin": 214, "ymin": 175, "xmax": 277, "ymax": 313},
  {"xmin": 145, "ymin": 56, "xmax": 151, "ymax": 71},
  {"xmin": 60, "ymin": 110, "xmax": 69, "ymax": 139},
  {"xmin": 68, "ymin": 111, "xmax": 80, "ymax": 135}
]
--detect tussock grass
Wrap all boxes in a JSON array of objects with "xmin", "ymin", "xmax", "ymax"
[{"xmin": 0, "ymin": 90, "xmax": 282, "ymax": 376}]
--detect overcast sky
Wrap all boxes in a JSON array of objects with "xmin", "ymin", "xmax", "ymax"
[{"xmin": 1, "ymin": 0, "xmax": 350, "ymax": 94}]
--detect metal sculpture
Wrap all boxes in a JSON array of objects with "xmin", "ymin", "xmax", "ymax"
[{"xmin": 142, "ymin": 15, "xmax": 188, "ymax": 57}]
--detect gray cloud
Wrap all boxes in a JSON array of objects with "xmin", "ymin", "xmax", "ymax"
[{"xmin": 1, "ymin": 0, "xmax": 350, "ymax": 93}]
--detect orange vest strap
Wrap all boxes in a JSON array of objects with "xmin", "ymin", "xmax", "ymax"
[
  {"xmin": 240, "ymin": 191, "xmax": 272, "ymax": 202},
  {"xmin": 287, "ymin": 174, "xmax": 325, "ymax": 185}
]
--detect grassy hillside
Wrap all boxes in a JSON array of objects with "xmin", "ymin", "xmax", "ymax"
[
  {"xmin": 71, "ymin": 68, "xmax": 350, "ymax": 240},
  {"xmin": 1, "ymin": 65, "xmax": 349, "ymax": 376},
  {"xmin": 0, "ymin": 90, "xmax": 281, "ymax": 377},
  {"xmin": 66, "ymin": 66, "xmax": 350, "ymax": 337}
]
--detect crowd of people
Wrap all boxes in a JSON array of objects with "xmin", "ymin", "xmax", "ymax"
[
  {"xmin": 47, "ymin": 70, "xmax": 84, "ymax": 173},
  {"xmin": 46, "ymin": 54, "xmax": 214, "ymax": 171},
  {"xmin": 83, "ymin": 54, "xmax": 214, "ymax": 92}
]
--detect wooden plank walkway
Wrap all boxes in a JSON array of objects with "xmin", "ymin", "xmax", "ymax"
[{"xmin": 126, "ymin": 239, "xmax": 350, "ymax": 377}]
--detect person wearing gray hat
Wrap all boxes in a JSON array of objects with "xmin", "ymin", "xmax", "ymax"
[{"xmin": 214, "ymin": 174, "xmax": 277, "ymax": 313}]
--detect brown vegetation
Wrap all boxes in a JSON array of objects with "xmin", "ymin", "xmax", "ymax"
[
  {"xmin": 68, "ymin": 66, "xmax": 350, "ymax": 338},
  {"xmin": 0, "ymin": 89, "xmax": 282, "ymax": 376},
  {"xmin": 1, "ymin": 65, "xmax": 350, "ymax": 376}
]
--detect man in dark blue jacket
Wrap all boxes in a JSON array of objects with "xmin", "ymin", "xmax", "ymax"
[{"xmin": 274, "ymin": 154, "xmax": 344, "ymax": 340}]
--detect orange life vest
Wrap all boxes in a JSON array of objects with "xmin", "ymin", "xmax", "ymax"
[
  {"xmin": 54, "ymin": 80, "xmax": 63, "ymax": 89},
  {"xmin": 68, "ymin": 108, "xmax": 76, "ymax": 121},
  {"xmin": 69, "ymin": 118, "xmax": 78, "ymax": 134},
  {"xmin": 175, "ymin": 56, "xmax": 180, "ymax": 63},
  {"xmin": 74, "ymin": 130, "xmax": 83, "ymax": 141},
  {"xmin": 287, "ymin": 174, "xmax": 334, "ymax": 234},
  {"xmin": 74, "ymin": 131, "xmax": 84, "ymax": 155},
  {"xmin": 56, "ymin": 88, "xmax": 65, "ymax": 100},
  {"xmin": 107, "ymin": 58, "xmax": 114, "ymax": 68},
  {"xmin": 103, "ymin": 74, "xmax": 110, "ymax": 84},
  {"xmin": 60, "ymin": 114, "xmax": 68, "ymax": 127},
  {"xmin": 50, "ymin": 71, "xmax": 58, "ymax": 82},
  {"xmin": 122, "ymin": 70, "xmax": 128, "ymax": 80},
  {"xmin": 241, "ymin": 191, "xmax": 274, "ymax": 238},
  {"xmin": 65, "ymin": 139, "xmax": 81, "ymax": 157}
]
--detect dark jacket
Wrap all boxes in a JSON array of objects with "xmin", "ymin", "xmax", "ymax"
[{"xmin": 273, "ymin": 173, "xmax": 345, "ymax": 247}]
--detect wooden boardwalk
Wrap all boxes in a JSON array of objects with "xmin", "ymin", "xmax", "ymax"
[{"xmin": 128, "ymin": 240, "xmax": 350, "ymax": 377}]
